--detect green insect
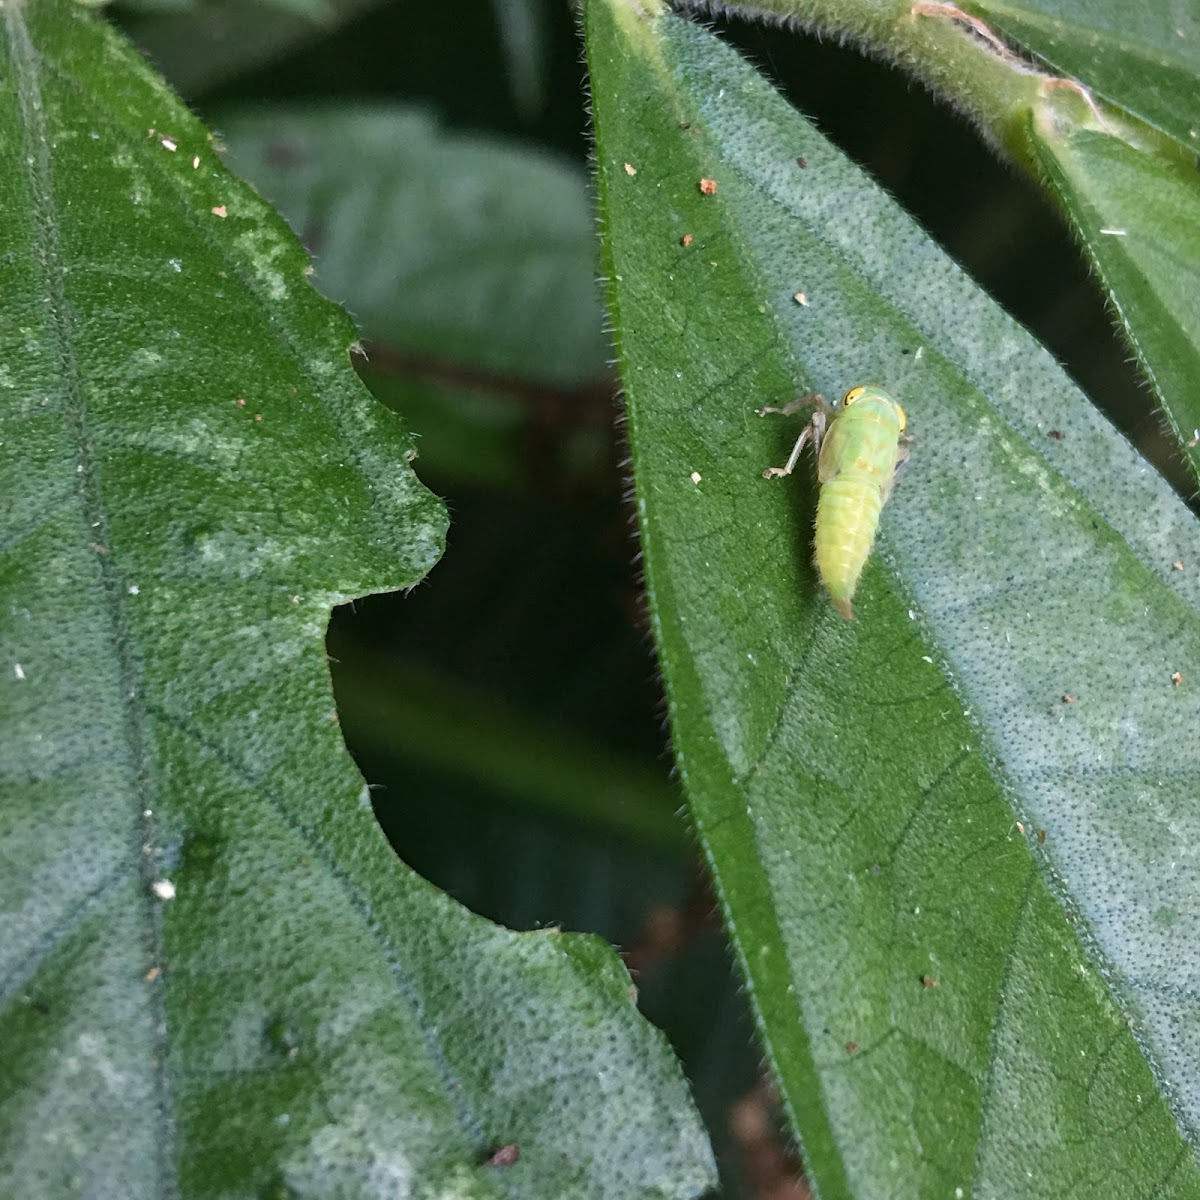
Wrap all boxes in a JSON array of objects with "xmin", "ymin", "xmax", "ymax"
[{"xmin": 760, "ymin": 384, "xmax": 910, "ymax": 620}]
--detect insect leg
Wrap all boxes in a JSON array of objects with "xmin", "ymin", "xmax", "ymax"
[
  {"xmin": 880, "ymin": 442, "xmax": 912, "ymax": 502},
  {"xmin": 753, "ymin": 398, "xmax": 811, "ymax": 417},
  {"xmin": 762, "ymin": 408, "xmax": 826, "ymax": 480},
  {"xmin": 809, "ymin": 408, "xmax": 828, "ymax": 454},
  {"xmin": 755, "ymin": 391, "xmax": 829, "ymax": 419}
]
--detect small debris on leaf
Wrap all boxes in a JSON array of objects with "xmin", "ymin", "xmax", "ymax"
[{"xmin": 698, "ymin": 177, "xmax": 718, "ymax": 195}]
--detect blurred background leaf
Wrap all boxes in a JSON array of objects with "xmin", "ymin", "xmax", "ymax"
[
  {"xmin": 119, "ymin": 0, "xmax": 384, "ymax": 95},
  {"xmin": 490, "ymin": 0, "xmax": 553, "ymax": 118},
  {"xmin": 218, "ymin": 104, "xmax": 608, "ymax": 386}
]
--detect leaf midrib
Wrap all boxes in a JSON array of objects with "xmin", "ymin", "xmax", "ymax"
[{"xmin": 4, "ymin": 1, "xmax": 176, "ymax": 1193}]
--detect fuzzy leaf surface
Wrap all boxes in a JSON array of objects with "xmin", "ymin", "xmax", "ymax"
[
  {"xmin": 1024, "ymin": 109, "xmax": 1200, "ymax": 482},
  {"xmin": 0, "ymin": 3, "xmax": 716, "ymax": 1197}
]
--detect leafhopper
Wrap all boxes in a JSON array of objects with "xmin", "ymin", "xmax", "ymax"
[{"xmin": 760, "ymin": 385, "xmax": 910, "ymax": 619}]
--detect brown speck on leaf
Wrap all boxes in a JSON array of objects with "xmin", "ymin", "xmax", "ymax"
[
  {"xmin": 1037, "ymin": 829, "xmax": 1047, "ymax": 844},
  {"xmin": 699, "ymin": 177, "xmax": 718, "ymax": 195},
  {"xmin": 486, "ymin": 1145, "xmax": 520, "ymax": 1168},
  {"xmin": 623, "ymin": 162, "xmax": 637, "ymax": 176},
  {"xmin": 1172, "ymin": 671, "xmax": 1184, "ymax": 686},
  {"xmin": 845, "ymin": 1041, "xmax": 859, "ymax": 1054},
  {"xmin": 235, "ymin": 397, "xmax": 246, "ymax": 408},
  {"xmin": 796, "ymin": 156, "xmax": 808, "ymax": 168},
  {"xmin": 1174, "ymin": 561, "xmax": 1185, "ymax": 570},
  {"xmin": 1047, "ymin": 429, "xmax": 1064, "ymax": 440},
  {"xmin": 1062, "ymin": 694, "xmax": 1076, "ymax": 703},
  {"xmin": 144, "ymin": 966, "xmax": 161, "ymax": 983},
  {"xmin": 681, "ymin": 232, "xmax": 693, "ymax": 247},
  {"xmin": 921, "ymin": 975, "xmax": 938, "ymax": 989},
  {"xmin": 211, "ymin": 204, "xmax": 228, "ymax": 218}
]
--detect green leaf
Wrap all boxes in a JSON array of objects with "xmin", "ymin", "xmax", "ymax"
[
  {"xmin": 588, "ymin": 1, "xmax": 1200, "ymax": 1195},
  {"xmin": 218, "ymin": 103, "xmax": 609, "ymax": 389},
  {"xmin": 961, "ymin": 0, "xmax": 1200, "ymax": 153},
  {"xmin": 0, "ymin": 3, "xmax": 715, "ymax": 1197},
  {"xmin": 1026, "ymin": 114, "xmax": 1200, "ymax": 485}
]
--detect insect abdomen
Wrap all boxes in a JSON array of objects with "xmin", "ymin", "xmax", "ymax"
[
  {"xmin": 814, "ymin": 477, "xmax": 883, "ymax": 620},
  {"xmin": 812, "ymin": 390, "xmax": 904, "ymax": 619}
]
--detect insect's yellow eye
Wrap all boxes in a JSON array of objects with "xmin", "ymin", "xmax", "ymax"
[
  {"xmin": 842, "ymin": 385, "xmax": 866, "ymax": 407},
  {"xmin": 894, "ymin": 403, "xmax": 907, "ymax": 432}
]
